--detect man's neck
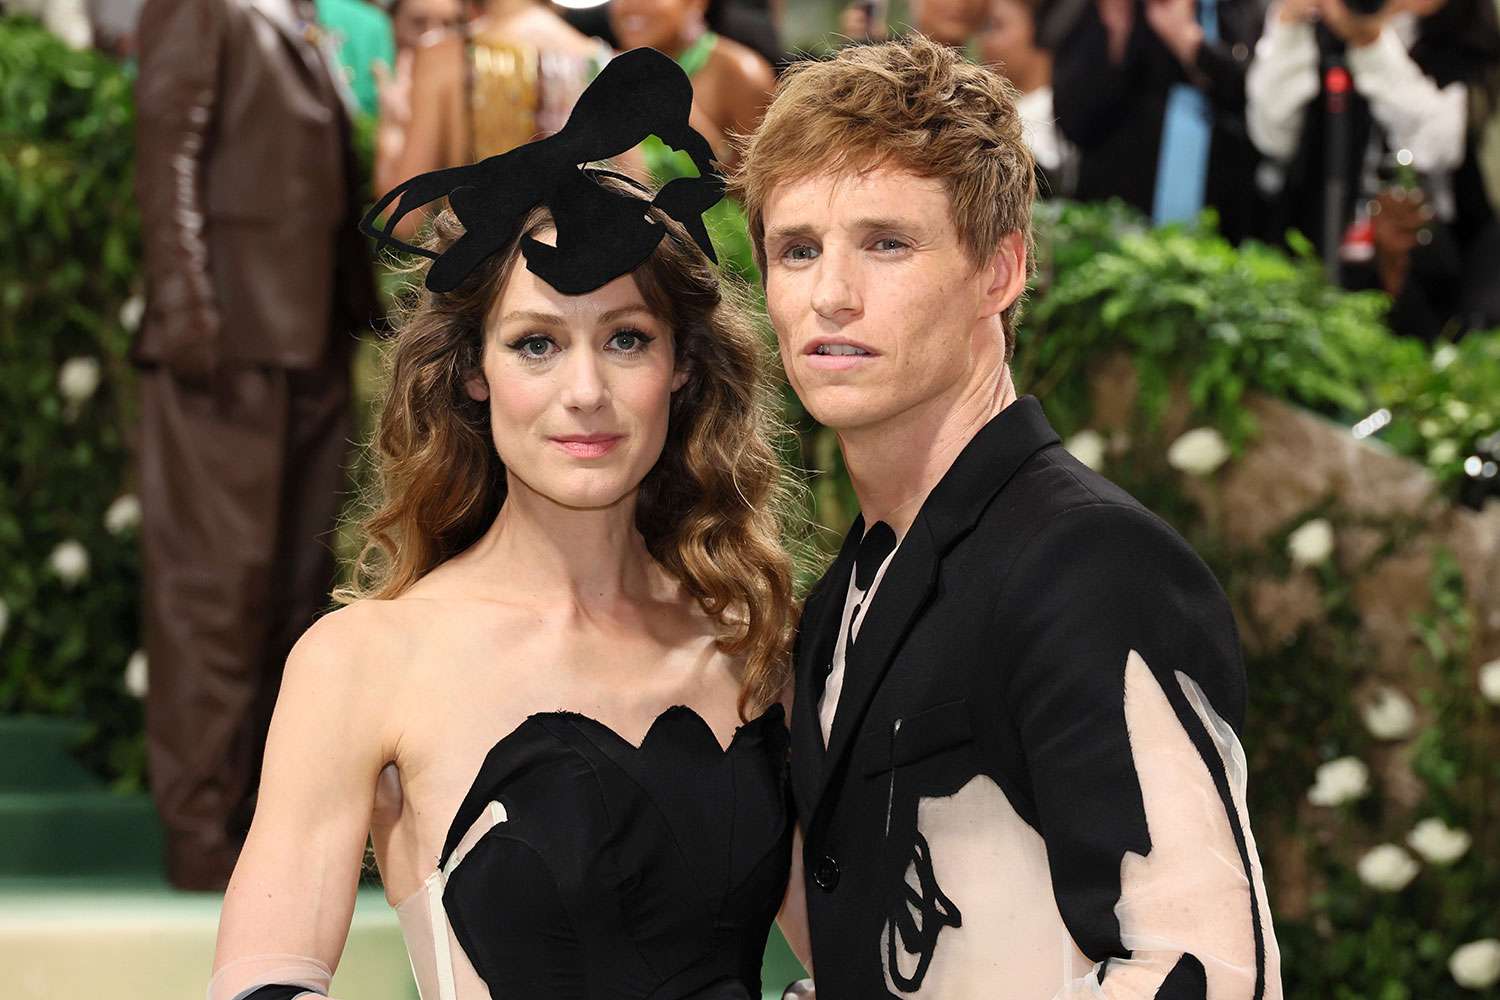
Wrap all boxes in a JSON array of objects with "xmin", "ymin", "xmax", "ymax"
[{"xmin": 839, "ymin": 365, "xmax": 1018, "ymax": 539}]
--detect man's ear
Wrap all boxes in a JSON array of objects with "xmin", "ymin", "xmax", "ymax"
[
  {"xmin": 980, "ymin": 230, "xmax": 1028, "ymax": 320},
  {"xmin": 465, "ymin": 371, "xmax": 490, "ymax": 402}
]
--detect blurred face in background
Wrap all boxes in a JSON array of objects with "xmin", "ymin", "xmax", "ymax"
[
  {"xmin": 392, "ymin": 0, "xmax": 465, "ymax": 51},
  {"xmin": 610, "ymin": 0, "xmax": 711, "ymax": 55},
  {"xmin": 912, "ymin": 0, "xmax": 988, "ymax": 46},
  {"xmin": 979, "ymin": 0, "xmax": 1044, "ymax": 88}
]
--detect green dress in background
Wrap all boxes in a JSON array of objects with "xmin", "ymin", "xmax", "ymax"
[{"xmin": 316, "ymin": 0, "xmax": 396, "ymax": 119}]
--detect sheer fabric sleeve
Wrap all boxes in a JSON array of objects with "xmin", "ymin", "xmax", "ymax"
[
  {"xmin": 206, "ymin": 954, "xmax": 333, "ymax": 1000},
  {"xmin": 998, "ymin": 504, "xmax": 1283, "ymax": 1000}
]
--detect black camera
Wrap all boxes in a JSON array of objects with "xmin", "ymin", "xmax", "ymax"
[{"xmin": 1343, "ymin": 0, "xmax": 1389, "ymax": 15}]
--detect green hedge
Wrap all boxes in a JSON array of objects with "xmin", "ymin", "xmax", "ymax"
[{"xmin": 1, "ymin": 17, "xmax": 144, "ymax": 787}]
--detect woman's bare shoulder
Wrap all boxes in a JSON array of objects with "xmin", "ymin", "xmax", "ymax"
[
  {"xmin": 710, "ymin": 34, "xmax": 775, "ymax": 91},
  {"xmin": 409, "ymin": 29, "xmax": 467, "ymax": 89}
]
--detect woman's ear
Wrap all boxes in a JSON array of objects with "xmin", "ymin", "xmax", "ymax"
[
  {"xmin": 465, "ymin": 371, "xmax": 490, "ymax": 402},
  {"xmin": 671, "ymin": 365, "xmax": 691, "ymax": 392}
]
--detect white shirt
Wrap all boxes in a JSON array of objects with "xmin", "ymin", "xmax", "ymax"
[{"xmin": 818, "ymin": 535, "xmax": 901, "ymax": 747}]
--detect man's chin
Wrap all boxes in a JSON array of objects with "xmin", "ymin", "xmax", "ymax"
[{"xmin": 803, "ymin": 393, "xmax": 900, "ymax": 435}]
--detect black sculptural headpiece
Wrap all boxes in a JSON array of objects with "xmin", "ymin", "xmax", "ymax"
[{"xmin": 359, "ymin": 46, "xmax": 724, "ymax": 296}]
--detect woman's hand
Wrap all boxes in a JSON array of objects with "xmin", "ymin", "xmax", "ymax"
[
  {"xmin": 1276, "ymin": 0, "xmax": 1322, "ymax": 24},
  {"xmin": 1320, "ymin": 0, "xmax": 1386, "ymax": 47},
  {"xmin": 1144, "ymin": 0, "xmax": 1205, "ymax": 68}
]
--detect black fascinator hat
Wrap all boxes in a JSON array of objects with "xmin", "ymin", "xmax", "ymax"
[{"xmin": 359, "ymin": 47, "xmax": 725, "ymax": 296}]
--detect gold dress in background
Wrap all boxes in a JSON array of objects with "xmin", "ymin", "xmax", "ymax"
[{"xmin": 467, "ymin": 29, "xmax": 611, "ymax": 160}]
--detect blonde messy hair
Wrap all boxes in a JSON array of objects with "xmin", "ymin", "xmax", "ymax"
[{"xmin": 727, "ymin": 34, "xmax": 1037, "ymax": 362}]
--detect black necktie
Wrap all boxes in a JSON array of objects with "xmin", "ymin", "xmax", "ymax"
[{"xmin": 847, "ymin": 521, "xmax": 897, "ymax": 653}]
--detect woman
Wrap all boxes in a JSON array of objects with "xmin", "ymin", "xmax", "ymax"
[
  {"xmin": 609, "ymin": 0, "xmax": 776, "ymax": 162},
  {"xmin": 208, "ymin": 50, "xmax": 809, "ymax": 1000},
  {"xmin": 374, "ymin": 0, "xmax": 612, "ymax": 201}
]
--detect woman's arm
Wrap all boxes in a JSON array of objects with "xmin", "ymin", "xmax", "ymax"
[
  {"xmin": 1345, "ymin": 28, "xmax": 1467, "ymax": 174},
  {"xmin": 774, "ymin": 684, "xmax": 814, "ymax": 976},
  {"xmin": 1245, "ymin": 2, "xmax": 1322, "ymax": 162},
  {"xmin": 209, "ymin": 608, "xmax": 393, "ymax": 1000},
  {"xmin": 373, "ymin": 34, "xmax": 466, "ymax": 240}
]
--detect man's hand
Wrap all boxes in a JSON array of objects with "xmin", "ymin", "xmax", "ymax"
[
  {"xmin": 1320, "ymin": 0, "xmax": 1386, "ymax": 47},
  {"xmin": 1144, "ymin": 0, "xmax": 1205, "ymax": 68},
  {"xmin": 1098, "ymin": 0, "xmax": 1135, "ymax": 63}
]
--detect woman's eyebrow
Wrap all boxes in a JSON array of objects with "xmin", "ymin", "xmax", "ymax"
[{"xmin": 497, "ymin": 305, "xmax": 652, "ymax": 327}]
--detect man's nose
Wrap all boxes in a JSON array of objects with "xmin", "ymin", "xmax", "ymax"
[{"xmin": 810, "ymin": 251, "xmax": 862, "ymax": 323}]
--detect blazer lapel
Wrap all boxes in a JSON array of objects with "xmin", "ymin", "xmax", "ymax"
[
  {"xmin": 789, "ymin": 518, "xmax": 862, "ymax": 813},
  {"xmin": 815, "ymin": 516, "xmax": 938, "ymax": 816}
]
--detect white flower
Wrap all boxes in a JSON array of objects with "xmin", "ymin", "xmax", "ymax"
[
  {"xmin": 1167, "ymin": 427, "xmax": 1231, "ymax": 476},
  {"xmin": 1429, "ymin": 440, "xmax": 1460, "ymax": 466},
  {"xmin": 1479, "ymin": 659, "xmax": 1500, "ymax": 705},
  {"xmin": 1445, "ymin": 400, "xmax": 1472, "ymax": 423},
  {"xmin": 0, "ymin": 596, "xmax": 8, "ymax": 643},
  {"xmin": 1361, "ymin": 685, "xmax": 1417, "ymax": 741},
  {"xmin": 1433, "ymin": 344, "xmax": 1458, "ymax": 371},
  {"xmin": 124, "ymin": 650, "xmax": 149, "ymax": 699},
  {"xmin": 104, "ymin": 494, "xmax": 142, "ymax": 536},
  {"xmin": 57, "ymin": 357, "xmax": 101, "ymax": 405},
  {"xmin": 1307, "ymin": 756, "xmax": 1370, "ymax": 806},
  {"xmin": 1451, "ymin": 940, "xmax": 1500, "ymax": 990},
  {"xmin": 118, "ymin": 295, "xmax": 145, "ymax": 333},
  {"xmin": 47, "ymin": 540, "xmax": 90, "ymax": 587},
  {"xmin": 1065, "ymin": 430, "xmax": 1107, "ymax": 471},
  {"xmin": 1356, "ymin": 844, "xmax": 1420, "ymax": 892},
  {"xmin": 1287, "ymin": 518, "xmax": 1335, "ymax": 569},
  {"xmin": 1407, "ymin": 817, "xmax": 1471, "ymax": 865}
]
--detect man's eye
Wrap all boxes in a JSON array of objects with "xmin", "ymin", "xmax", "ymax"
[
  {"xmin": 784, "ymin": 244, "xmax": 818, "ymax": 262},
  {"xmin": 873, "ymin": 238, "xmax": 908, "ymax": 252}
]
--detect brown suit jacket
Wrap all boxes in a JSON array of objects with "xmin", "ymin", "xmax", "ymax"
[{"xmin": 133, "ymin": 0, "xmax": 378, "ymax": 371}]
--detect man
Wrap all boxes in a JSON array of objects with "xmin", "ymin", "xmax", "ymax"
[
  {"xmin": 1045, "ymin": 0, "xmax": 1267, "ymax": 243},
  {"xmin": 731, "ymin": 36, "xmax": 1283, "ymax": 998},
  {"xmin": 133, "ymin": 0, "xmax": 377, "ymax": 890}
]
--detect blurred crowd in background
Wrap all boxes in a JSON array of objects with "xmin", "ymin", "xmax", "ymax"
[{"xmin": 20, "ymin": 0, "xmax": 1500, "ymax": 343}]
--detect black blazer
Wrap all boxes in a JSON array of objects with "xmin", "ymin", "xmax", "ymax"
[{"xmin": 790, "ymin": 397, "xmax": 1273, "ymax": 998}]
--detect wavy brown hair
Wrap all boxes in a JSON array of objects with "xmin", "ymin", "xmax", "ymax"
[{"xmin": 338, "ymin": 173, "xmax": 801, "ymax": 716}]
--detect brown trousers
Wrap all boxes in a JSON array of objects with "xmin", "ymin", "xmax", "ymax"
[{"xmin": 139, "ymin": 354, "xmax": 351, "ymax": 889}]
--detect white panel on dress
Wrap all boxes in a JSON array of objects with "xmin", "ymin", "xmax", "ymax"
[
  {"xmin": 880, "ymin": 650, "xmax": 1282, "ymax": 1000},
  {"xmin": 880, "ymin": 774, "xmax": 1096, "ymax": 998}
]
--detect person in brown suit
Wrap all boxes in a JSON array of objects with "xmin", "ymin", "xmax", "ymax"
[{"xmin": 132, "ymin": 0, "xmax": 378, "ymax": 890}]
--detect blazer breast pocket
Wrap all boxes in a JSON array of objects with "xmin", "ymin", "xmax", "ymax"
[{"xmin": 861, "ymin": 698, "xmax": 973, "ymax": 778}]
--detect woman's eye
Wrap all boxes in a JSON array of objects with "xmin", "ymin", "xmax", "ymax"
[
  {"xmin": 511, "ymin": 335, "xmax": 556, "ymax": 359},
  {"xmin": 608, "ymin": 328, "xmax": 653, "ymax": 353}
]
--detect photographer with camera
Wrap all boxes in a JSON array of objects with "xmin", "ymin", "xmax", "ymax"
[
  {"xmin": 1246, "ymin": 0, "xmax": 1500, "ymax": 340},
  {"xmin": 1045, "ymin": 0, "xmax": 1269, "ymax": 243}
]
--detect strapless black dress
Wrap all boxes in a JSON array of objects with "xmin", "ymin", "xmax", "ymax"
[{"xmin": 434, "ymin": 703, "xmax": 792, "ymax": 999}]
